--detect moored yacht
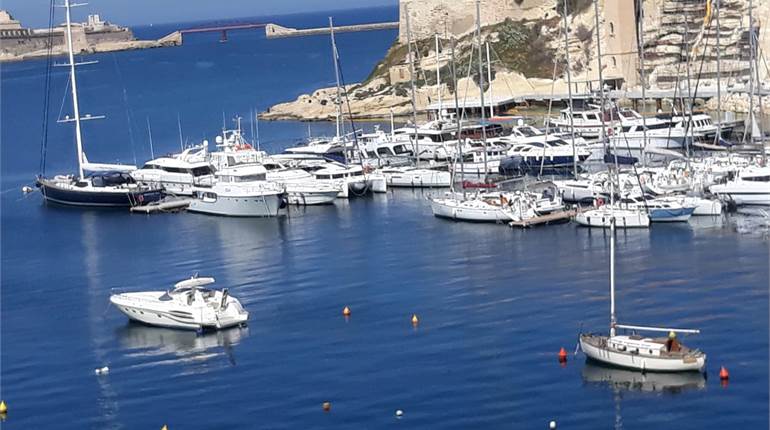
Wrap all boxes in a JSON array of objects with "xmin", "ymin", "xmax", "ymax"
[
  {"xmin": 131, "ymin": 145, "xmax": 215, "ymax": 196},
  {"xmin": 187, "ymin": 165, "xmax": 286, "ymax": 217},
  {"xmin": 35, "ymin": 0, "xmax": 162, "ymax": 208},
  {"xmin": 110, "ymin": 275, "xmax": 248, "ymax": 331},
  {"xmin": 709, "ymin": 166, "xmax": 770, "ymax": 206}
]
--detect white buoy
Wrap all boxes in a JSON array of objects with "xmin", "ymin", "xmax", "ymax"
[
  {"xmin": 95, "ymin": 366, "xmax": 109, "ymax": 375},
  {"xmin": 21, "ymin": 186, "xmax": 33, "ymax": 194},
  {"xmin": 549, "ymin": 420, "xmax": 557, "ymax": 429},
  {"xmin": 395, "ymin": 410, "xmax": 403, "ymax": 418}
]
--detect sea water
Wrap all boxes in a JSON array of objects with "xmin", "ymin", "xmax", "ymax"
[{"xmin": 1, "ymin": 6, "xmax": 768, "ymax": 429}]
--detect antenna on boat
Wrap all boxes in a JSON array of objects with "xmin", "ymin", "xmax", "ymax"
[
  {"xmin": 435, "ymin": 33, "xmax": 442, "ymax": 117},
  {"xmin": 177, "ymin": 113, "xmax": 184, "ymax": 151},
  {"xmin": 146, "ymin": 116, "xmax": 155, "ymax": 159},
  {"xmin": 329, "ymin": 16, "xmax": 343, "ymax": 142},
  {"xmin": 255, "ymin": 108, "xmax": 261, "ymax": 151}
]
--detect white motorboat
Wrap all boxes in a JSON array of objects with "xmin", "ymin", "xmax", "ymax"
[
  {"xmin": 379, "ymin": 166, "xmax": 451, "ymax": 188},
  {"xmin": 310, "ymin": 163, "xmax": 370, "ymax": 198},
  {"xmin": 110, "ymin": 275, "xmax": 249, "ymax": 331},
  {"xmin": 710, "ymin": 166, "xmax": 770, "ymax": 206},
  {"xmin": 549, "ymin": 105, "xmax": 615, "ymax": 139},
  {"xmin": 574, "ymin": 205, "xmax": 650, "ymax": 228},
  {"xmin": 579, "ymin": 198, "xmax": 706, "ymax": 372},
  {"xmin": 451, "ymin": 141, "xmax": 507, "ymax": 177},
  {"xmin": 187, "ymin": 165, "xmax": 286, "ymax": 217},
  {"xmin": 618, "ymin": 195, "xmax": 695, "ymax": 222},
  {"xmin": 132, "ymin": 144, "xmax": 215, "ymax": 196}
]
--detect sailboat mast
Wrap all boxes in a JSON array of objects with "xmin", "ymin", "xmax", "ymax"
[
  {"xmin": 593, "ymin": 0, "xmax": 608, "ymax": 141},
  {"xmin": 637, "ymin": 0, "xmax": 649, "ymax": 166},
  {"xmin": 486, "ymin": 41, "xmax": 494, "ymax": 118},
  {"xmin": 745, "ymin": 0, "xmax": 755, "ymax": 145},
  {"xmin": 475, "ymin": 0, "xmax": 488, "ymax": 181},
  {"xmin": 451, "ymin": 37, "xmax": 465, "ymax": 198},
  {"xmin": 435, "ymin": 34, "xmax": 442, "ymax": 118},
  {"xmin": 715, "ymin": 0, "xmax": 722, "ymax": 144},
  {"xmin": 562, "ymin": 1, "xmax": 577, "ymax": 179},
  {"xmin": 609, "ymin": 175, "xmax": 617, "ymax": 337},
  {"xmin": 63, "ymin": 0, "xmax": 85, "ymax": 180},
  {"xmin": 329, "ymin": 17, "xmax": 342, "ymax": 141},
  {"xmin": 405, "ymin": 7, "xmax": 420, "ymax": 170}
]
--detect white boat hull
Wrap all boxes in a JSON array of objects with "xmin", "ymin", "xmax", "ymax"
[
  {"xmin": 188, "ymin": 193, "xmax": 284, "ymax": 217},
  {"xmin": 710, "ymin": 183, "xmax": 770, "ymax": 206},
  {"xmin": 574, "ymin": 208, "xmax": 650, "ymax": 228},
  {"xmin": 580, "ymin": 336, "xmax": 705, "ymax": 372},
  {"xmin": 383, "ymin": 169, "xmax": 451, "ymax": 188},
  {"xmin": 110, "ymin": 294, "xmax": 248, "ymax": 331},
  {"xmin": 430, "ymin": 197, "xmax": 511, "ymax": 222}
]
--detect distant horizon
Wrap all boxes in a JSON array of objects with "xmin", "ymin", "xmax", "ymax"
[{"xmin": 3, "ymin": 0, "xmax": 398, "ymax": 29}]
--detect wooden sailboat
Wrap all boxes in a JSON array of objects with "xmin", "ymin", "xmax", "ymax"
[
  {"xmin": 578, "ymin": 191, "xmax": 706, "ymax": 372},
  {"xmin": 35, "ymin": 0, "xmax": 162, "ymax": 207}
]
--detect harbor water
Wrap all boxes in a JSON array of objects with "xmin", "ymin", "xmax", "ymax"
[{"xmin": 1, "ymin": 6, "xmax": 769, "ymax": 429}]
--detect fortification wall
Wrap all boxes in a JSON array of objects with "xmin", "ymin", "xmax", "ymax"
[{"xmin": 85, "ymin": 28, "xmax": 134, "ymax": 44}]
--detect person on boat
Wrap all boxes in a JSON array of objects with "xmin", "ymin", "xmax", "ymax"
[{"xmin": 666, "ymin": 331, "xmax": 681, "ymax": 353}]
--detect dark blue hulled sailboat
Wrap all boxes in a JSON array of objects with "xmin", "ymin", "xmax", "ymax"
[{"xmin": 35, "ymin": 0, "xmax": 162, "ymax": 207}]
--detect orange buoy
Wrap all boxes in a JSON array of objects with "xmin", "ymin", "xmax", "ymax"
[
  {"xmin": 411, "ymin": 314, "xmax": 419, "ymax": 325},
  {"xmin": 719, "ymin": 366, "xmax": 730, "ymax": 380},
  {"xmin": 558, "ymin": 347, "xmax": 568, "ymax": 363},
  {"xmin": 342, "ymin": 306, "xmax": 351, "ymax": 317},
  {"xmin": 322, "ymin": 401, "xmax": 331, "ymax": 412}
]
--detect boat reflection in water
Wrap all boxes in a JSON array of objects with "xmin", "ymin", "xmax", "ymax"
[
  {"xmin": 582, "ymin": 362, "xmax": 706, "ymax": 394},
  {"xmin": 115, "ymin": 322, "xmax": 249, "ymax": 367}
]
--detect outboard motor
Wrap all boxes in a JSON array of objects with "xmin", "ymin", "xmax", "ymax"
[{"xmin": 220, "ymin": 288, "xmax": 229, "ymax": 310}]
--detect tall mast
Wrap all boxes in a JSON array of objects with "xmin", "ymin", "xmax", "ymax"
[
  {"xmin": 637, "ymin": 0, "xmax": 649, "ymax": 166},
  {"xmin": 593, "ymin": 0, "xmax": 608, "ymax": 142},
  {"xmin": 451, "ymin": 36, "xmax": 465, "ymax": 197},
  {"xmin": 406, "ymin": 7, "xmax": 420, "ymax": 169},
  {"xmin": 609, "ymin": 173, "xmax": 617, "ymax": 337},
  {"xmin": 435, "ymin": 34, "xmax": 442, "ymax": 118},
  {"xmin": 486, "ymin": 41, "xmax": 494, "ymax": 118},
  {"xmin": 63, "ymin": 0, "xmax": 85, "ymax": 179},
  {"xmin": 744, "ymin": 0, "xmax": 754, "ymax": 145},
  {"xmin": 714, "ymin": 0, "xmax": 722, "ymax": 144},
  {"xmin": 475, "ymin": 0, "xmax": 488, "ymax": 181},
  {"xmin": 751, "ymin": 0, "xmax": 765, "ymax": 160},
  {"xmin": 562, "ymin": 0, "xmax": 577, "ymax": 178},
  {"xmin": 329, "ymin": 17, "xmax": 343, "ymax": 141}
]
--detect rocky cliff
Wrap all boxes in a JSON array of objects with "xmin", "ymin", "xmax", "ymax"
[{"xmin": 263, "ymin": 0, "xmax": 770, "ymax": 120}]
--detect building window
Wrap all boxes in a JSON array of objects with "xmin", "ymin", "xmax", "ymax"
[
  {"xmin": 612, "ymin": 57, "xmax": 617, "ymax": 67},
  {"xmin": 609, "ymin": 22, "xmax": 615, "ymax": 35}
]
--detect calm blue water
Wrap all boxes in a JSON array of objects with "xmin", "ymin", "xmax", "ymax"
[{"xmin": 2, "ymin": 6, "xmax": 769, "ymax": 430}]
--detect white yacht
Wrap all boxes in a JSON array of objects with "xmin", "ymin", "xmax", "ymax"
[
  {"xmin": 574, "ymin": 205, "xmax": 651, "ymax": 228},
  {"xmin": 262, "ymin": 160, "xmax": 340, "ymax": 205},
  {"xmin": 378, "ymin": 166, "xmax": 451, "ymax": 188},
  {"xmin": 549, "ymin": 105, "xmax": 615, "ymax": 139},
  {"xmin": 392, "ymin": 120, "xmax": 459, "ymax": 161},
  {"xmin": 618, "ymin": 194, "xmax": 695, "ymax": 222},
  {"xmin": 452, "ymin": 141, "xmax": 507, "ymax": 177},
  {"xmin": 110, "ymin": 275, "xmax": 249, "ymax": 331},
  {"xmin": 187, "ymin": 165, "xmax": 286, "ymax": 217},
  {"xmin": 710, "ymin": 166, "xmax": 770, "ymax": 206},
  {"xmin": 429, "ymin": 194, "xmax": 514, "ymax": 222},
  {"xmin": 309, "ymin": 163, "xmax": 370, "ymax": 198},
  {"xmin": 132, "ymin": 144, "xmax": 215, "ymax": 196},
  {"xmin": 284, "ymin": 136, "xmax": 346, "ymax": 158}
]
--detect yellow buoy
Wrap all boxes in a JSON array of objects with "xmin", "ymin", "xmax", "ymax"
[
  {"xmin": 0, "ymin": 401, "xmax": 7, "ymax": 414},
  {"xmin": 342, "ymin": 306, "xmax": 351, "ymax": 317},
  {"xmin": 411, "ymin": 314, "xmax": 419, "ymax": 325}
]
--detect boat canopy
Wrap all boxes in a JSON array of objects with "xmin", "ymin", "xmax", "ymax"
[{"xmin": 174, "ymin": 276, "xmax": 216, "ymax": 289}]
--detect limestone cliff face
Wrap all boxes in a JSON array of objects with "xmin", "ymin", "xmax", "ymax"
[{"xmin": 265, "ymin": 0, "xmax": 770, "ymax": 120}]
